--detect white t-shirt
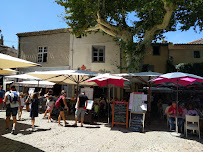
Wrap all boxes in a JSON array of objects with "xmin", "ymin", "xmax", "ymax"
[
  {"xmin": 46, "ymin": 95, "xmax": 55, "ymax": 107},
  {"xmin": 5, "ymin": 91, "xmax": 20, "ymax": 108},
  {"xmin": 47, "ymin": 99, "xmax": 54, "ymax": 107},
  {"xmin": 20, "ymin": 97, "xmax": 25, "ymax": 106}
]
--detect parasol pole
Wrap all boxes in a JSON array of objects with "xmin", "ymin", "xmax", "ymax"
[
  {"xmin": 176, "ymin": 79, "xmax": 179, "ymax": 133},
  {"xmin": 108, "ymin": 80, "xmax": 110, "ymax": 124}
]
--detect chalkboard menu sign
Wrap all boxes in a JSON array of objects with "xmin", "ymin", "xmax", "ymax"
[
  {"xmin": 130, "ymin": 113, "xmax": 145, "ymax": 132},
  {"xmin": 112, "ymin": 101, "xmax": 129, "ymax": 128}
]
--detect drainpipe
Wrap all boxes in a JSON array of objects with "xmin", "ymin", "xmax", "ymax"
[{"xmin": 71, "ymin": 35, "xmax": 74, "ymax": 70}]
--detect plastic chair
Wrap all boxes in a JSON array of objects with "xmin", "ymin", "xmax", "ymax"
[
  {"xmin": 185, "ymin": 115, "xmax": 200, "ymax": 139},
  {"xmin": 165, "ymin": 106, "xmax": 170, "ymax": 127},
  {"xmin": 162, "ymin": 104, "xmax": 169, "ymax": 119}
]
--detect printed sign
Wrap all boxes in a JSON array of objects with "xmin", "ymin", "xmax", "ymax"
[
  {"xmin": 28, "ymin": 88, "xmax": 35, "ymax": 96},
  {"xmin": 86, "ymin": 100, "xmax": 94, "ymax": 110}
]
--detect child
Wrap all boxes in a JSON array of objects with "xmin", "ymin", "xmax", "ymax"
[
  {"xmin": 43, "ymin": 90, "xmax": 54, "ymax": 121},
  {"xmin": 25, "ymin": 93, "xmax": 30, "ymax": 112},
  {"xmin": 18, "ymin": 92, "xmax": 25, "ymax": 120},
  {"xmin": 30, "ymin": 92, "xmax": 39, "ymax": 131},
  {"xmin": 43, "ymin": 94, "xmax": 55, "ymax": 122}
]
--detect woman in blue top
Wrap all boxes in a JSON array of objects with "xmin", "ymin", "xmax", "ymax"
[{"xmin": 30, "ymin": 92, "xmax": 39, "ymax": 131}]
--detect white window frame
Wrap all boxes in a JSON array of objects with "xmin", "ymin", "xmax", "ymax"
[
  {"xmin": 38, "ymin": 46, "xmax": 48, "ymax": 63},
  {"xmin": 92, "ymin": 45, "xmax": 105, "ymax": 63}
]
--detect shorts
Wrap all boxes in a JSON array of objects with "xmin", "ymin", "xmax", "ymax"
[
  {"xmin": 0, "ymin": 98, "xmax": 3, "ymax": 104},
  {"xmin": 6, "ymin": 106, "xmax": 18, "ymax": 117},
  {"xmin": 58, "ymin": 106, "xmax": 65, "ymax": 111},
  {"xmin": 25, "ymin": 102, "xmax": 30, "ymax": 106},
  {"xmin": 47, "ymin": 105, "xmax": 53, "ymax": 111},
  {"xmin": 75, "ymin": 108, "xmax": 86, "ymax": 118}
]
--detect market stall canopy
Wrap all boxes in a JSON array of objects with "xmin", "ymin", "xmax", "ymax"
[
  {"xmin": 116, "ymin": 72, "xmax": 162, "ymax": 84},
  {"xmin": 0, "ymin": 53, "xmax": 40, "ymax": 69},
  {"xmin": 86, "ymin": 73, "xmax": 129, "ymax": 87},
  {"xmin": 152, "ymin": 72, "xmax": 203, "ymax": 86},
  {"xmin": 115, "ymin": 72, "xmax": 162, "ymax": 112},
  {"xmin": 6, "ymin": 74, "xmax": 41, "ymax": 80},
  {"xmin": 0, "ymin": 69, "xmax": 17, "ymax": 75},
  {"xmin": 14, "ymin": 80, "xmax": 55, "ymax": 88},
  {"xmin": 27, "ymin": 70, "xmax": 98, "ymax": 85},
  {"xmin": 152, "ymin": 72, "xmax": 203, "ymax": 134}
]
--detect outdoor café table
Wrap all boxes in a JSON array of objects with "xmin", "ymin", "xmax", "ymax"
[
  {"xmin": 169, "ymin": 114, "xmax": 203, "ymax": 136},
  {"xmin": 169, "ymin": 114, "xmax": 184, "ymax": 135}
]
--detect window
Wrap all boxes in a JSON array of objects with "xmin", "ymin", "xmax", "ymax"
[
  {"xmin": 38, "ymin": 46, "xmax": 48, "ymax": 63},
  {"xmin": 153, "ymin": 46, "xmax": 160, "ymax": 55},
  {"xmin": 92, "ymin": 46, "xmax": 105, "ymax": 62},
  {"xmin": 194, "ymin": 51, "xmax": 200, "ymax": 58}
]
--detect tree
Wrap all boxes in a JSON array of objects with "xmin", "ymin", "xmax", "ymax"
[
  {"xmin": 56, "ymin": 0, "xmax": 203, "ymax": 72},
  {"xmin": 176, "ymin": 62, "xmax": 203, "ymax": 76}
]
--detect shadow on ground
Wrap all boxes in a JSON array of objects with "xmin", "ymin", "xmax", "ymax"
[
  {"xmin": 105, "ymin": 117, "xmax": 203, "ymax": 144},
  {"xmin": 0, "ymin": 136, "xmax": 44, "ymax": 152},
  {"xmin": 0, "ymin": 118, "xmax": 50, "ymax": 152}
]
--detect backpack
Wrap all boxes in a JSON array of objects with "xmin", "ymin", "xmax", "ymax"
[
  {"xmin": 55, "ymin": 96, "xmax": 64, "ymax": 108},
  {"xmin": 9, "ymin": 91, "xmax": 18, "ymax": 104}
]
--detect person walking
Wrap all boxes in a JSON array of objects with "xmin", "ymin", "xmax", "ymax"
[
  {"xmin": 0, "ymin": 85, "xmax": 5, "ymax": 110},
  {"xmin": 74, "ymin": 92, "xmax": 88, "ymax": 127},
  {"xmin": 4, "ymin": 86, "xmax": 20, "ymax": 134},
  {"xmin": 18, "ymin": 92, "xmax": 25, "ymax": 120},
  {"xmin": 30, "ymin": 92, "xmax": 39, "ymax": 131},
  {"xmin": 43, "ymin": 90, "xmax": 55, "ymax": 122},
  {"xmin": 25, "ymin": 93, "xmax": 30, "ymax": 112},
  {"xmin": 57, "ymin": 90, "xmax": 69, "ymax": 126}
]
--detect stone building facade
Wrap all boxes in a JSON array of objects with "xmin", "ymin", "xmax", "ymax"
[{"xmin": 0, "ymin": 35, "xmax": 18, "ymax": 57}]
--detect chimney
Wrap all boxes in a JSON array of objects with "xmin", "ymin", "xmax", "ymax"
[
  {"xmin": 0, "ymin": 34, "xmax": 3, "ymax": 45},
  {"xmin": 162, "ymin": 37, "xmax": 167, "ymax": 43}
]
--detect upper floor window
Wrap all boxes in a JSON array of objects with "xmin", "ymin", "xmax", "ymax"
[
  {"xmin": 92, "ymin": 46, "xmax": 105, "ymax": 62},
  {"xmin": 153, "ymin": 46, "xmax": 160, "ymax": 56},
  {"xmin": 194, "ymin": 51, "xmax": 200, "ymax": 58},
  {"xmin": 38, "ymin": 46, "xmax": 48, "ymax": 63}
]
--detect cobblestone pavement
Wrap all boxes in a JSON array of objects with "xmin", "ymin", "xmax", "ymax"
[{"xmin": 0, "ymin": 110, "xmax": 202, "ymax": 152}]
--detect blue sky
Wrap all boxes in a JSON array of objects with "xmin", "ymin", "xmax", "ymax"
[{"xmin": 0, "ymin": 0, "xmax": 202, "ymax": 48}]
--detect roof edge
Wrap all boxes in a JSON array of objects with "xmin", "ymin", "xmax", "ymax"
[{"xmin": 17, "ymin": 28, "xmax": 71, "ymax": 37}]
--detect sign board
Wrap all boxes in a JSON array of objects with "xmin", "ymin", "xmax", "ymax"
[
  {"xmin": 28, "ymin": 88, "xmax": 35, "ymax": 96},
  {"xmin": 86, "ymin": 100, "xmax": 94, "ymax": 110},
  {"xmin": 112, "ymin": 101, "xmax": 129, "ymax": 128},
  {"xmin": 129, "ymin": 112, "xmax": 145, "ymax": 132},
  {"xmin": 129, "ymin": 92, "xmax": 147, "ymax": 113}
]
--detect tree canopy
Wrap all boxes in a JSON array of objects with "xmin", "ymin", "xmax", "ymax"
[{"xmin": 56, "ymin": 0, "xmax": 203, "ymax": 72}]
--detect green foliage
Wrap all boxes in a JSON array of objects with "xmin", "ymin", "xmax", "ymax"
[
  {"xmin": 166, "ymin": 60, "xmax": 176, "ymax": 73},
  {"xmin": 176, "ymin": 62, "xmax": 203, "ymax": 76},
  {"xmin": 56, "ymin": 0, "xmax": 203, "ymax": 72}
]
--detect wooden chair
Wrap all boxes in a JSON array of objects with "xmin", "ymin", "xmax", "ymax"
[{"xmin": 185, "ymin": 115, "xmax": 200, "ymax": 139}]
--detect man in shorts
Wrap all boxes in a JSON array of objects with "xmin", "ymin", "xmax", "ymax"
[
  {"xmin": 4, "ymin": 86, "xmax": 20, "ymax": 134},
  {"xmin": 0, "ymin": 85, "xmax": 5, "ymax": 110},
  {"xmin": 74, "ymin": 92, "xmax": 88, "ymax": 127}
]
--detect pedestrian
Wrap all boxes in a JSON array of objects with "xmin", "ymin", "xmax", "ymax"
[
  {"xmin": 18, "ymin": 92, "xmax": 25, "ymax": 120},
  {"xmin": 74, "ymin": 92, "xmax": 88, "ymax": 127},
  {"xmin": 4, "ymin": 86, "xmax": 20, "ymax": 134},
  {"xmin": 30, "ymin": 92, "xmax": 39, "ymax": 131},
  {"xmin": 57, "ymin": 90, "xmax": 69, "ymax": 126},
  {"xmin": 43, "ymin": 90, "xmax": 55, "ymax": 122},
  {"xmin": 0, "ymin": 85, "xmax": 5, "ymax": 110},
  {"xmin": 25, "ymin": 93, "xmax": 30, "ymax": 112}
]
